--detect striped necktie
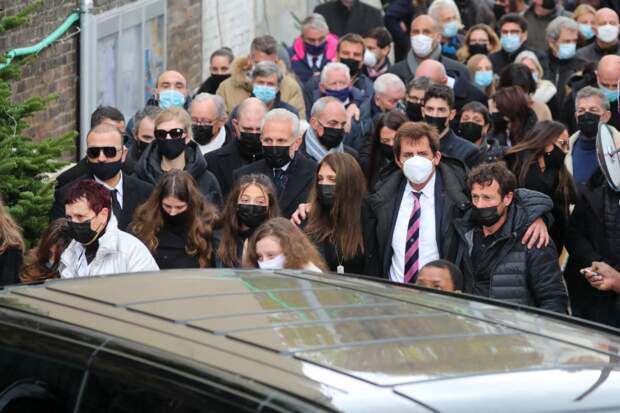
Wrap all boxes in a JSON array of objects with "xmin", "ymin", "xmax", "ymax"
[{"xmin": 404, "ymin": 191, "xmax": 422, "ymax": 283}]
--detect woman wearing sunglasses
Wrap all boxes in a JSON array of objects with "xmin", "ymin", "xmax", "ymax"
[
  {"xmin": 134, "ymin": 107, "xmax": 223, "ymax": 207},
  {"xmin": 131, "ymin": 170, "xmax": 219, "ymax": 269}
]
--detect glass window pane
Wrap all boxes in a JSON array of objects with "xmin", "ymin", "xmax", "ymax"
[
  {"xmin": 96, "ymin": 34, "xmax": 118, "ymax": 107},
  {"xmin": 118, "ymin": 24, "xmax": 142, "ymax": 121},
  {"xmin": 145, "ymin": 15, "xmax": 165, "ymax": 104}
]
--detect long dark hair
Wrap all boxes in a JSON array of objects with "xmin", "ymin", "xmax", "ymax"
[
  {"xmin": 304, "ymin": 152, "xmax": 366, "ymax": 260},
  {"xmin": 505, "ymin": 120, "xmax": 574, "ymax": 219},
  {"xmin": 217, "ymin": 174, "xmax": 280, "ymax": 267},
  {"xmin": 366, "ymin": 110, "xmax": 408, "ymax": 187},
  {"xmin": 493, "ymin": 86, "xmax": 532, "ymax": 145},
  {"xmin": 20, "ymin": 218, "xmax": 71, "ymax": 283},
  {"xmin": 131, "ymin": 170, "xmax": 218, "ymax": 267}
]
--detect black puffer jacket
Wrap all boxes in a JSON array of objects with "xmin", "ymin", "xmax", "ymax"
[
  {"xmin": 135, "ymin": 140, "xmax": 223, "ymax": 206},
  {"xmin": 454, "ymin": 189, "xmax": 568, "ymax": 313}
]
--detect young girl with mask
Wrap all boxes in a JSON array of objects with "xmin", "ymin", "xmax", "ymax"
[
  {"xmin": 131, "ymin": 170, "xmax": 219, "ymax": 269},
  {"xmin": 243, "ymin": 218, "xmax": 327, "ymax": 272},
  {"xmin": 217, "ymin": 174, "xmax": 280, "ymax": 268}
]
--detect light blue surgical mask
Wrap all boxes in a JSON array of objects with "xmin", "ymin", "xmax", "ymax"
[
  {"xmin": 253, "ymin": 85, "xmax": 277, "ymax": 103},
  {"xmin": 443, "ymin": 20, "xmax": 459, "ymax": 38},
  {"xmin": 532, "ymin": 72, "xmax": 539, "ymax": 82},
  {"xmin": 474, "ymin": 70, "xmax": 494, "ymax": 88},
  {"xmin": 600, "ymin": 85, "xmax": 619, "ymax": 103},
  {"xmin": 158, "ymin": 89, "xmax": 186, "ymax": 109},
  {"xmin": 500, "ymin": 34, "xmax": 522, "ymax": 53},
  {"xmin": 557, "ymin": 43, "xmax": 576, "ymax": 60},
  {"xmin": 579, "ymin": 24, "xmax": 595, "ymax": 40}
]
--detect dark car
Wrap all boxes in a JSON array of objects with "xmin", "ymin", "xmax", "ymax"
[{"xmin": 1, "ymin": 269, "xmax": 619, "ymax": 412}]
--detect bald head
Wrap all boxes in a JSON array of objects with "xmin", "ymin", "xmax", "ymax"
[
  {"xmin": 156, "ymin": 70, "xmax": 188, "ymax": 96},
  {"xmin": 87, "ymin": 123, "xmax": 123, "ymax": 146},
  {"xmin": 236, "ymin": 97, "xmax": 268, "ymax": 134},
  {"xmin": 597, "ymin": 55, "xmax": 620, "ymax": 90},
  {"xmin": 415, "ymin": 60, "xmax": 447, "ymax": 84},
  {"xmin": 595, "ymin": 8, "xmax": 619, "ymax": 26}
]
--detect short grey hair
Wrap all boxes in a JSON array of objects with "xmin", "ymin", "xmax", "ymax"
[
  {"xmin": 374, "ymin": 73, "xmax": 406, "ymax": 96},
  {"xmin": 320, "ymin": 62, "xmax": 350, "ymax": 84},
  {"xmin": 311, "ymin": 96, "xmax": 345, "ymax": 118},
  {"xmin": 546, "ymin": 16, "xmax": 579, "ymax": 42},
  {"xmin": 301, "ymin": 13, "xmax": 329, "ymax": 34},
  {"xmin": 261, "ymin": 108, "xmax": 300, "ymax": 138},
  {"xmin": 133, "ymin": 105, "xmax": 162, "ymax": 133},
  {"xmin": 251, "ymin": 61, "xmax": 284, "ymax": 85},
  {"xmin": 237, "ymin": 97, "xmax": 268, "ymax": 123},
  {"xmin": 576, "ymin": 86, "xmax": 610, "ymax": 111},
  {"xmin": 407, "ymin": 76, "xmax": 432, "ymax": 93},
  {"xmin": 190, "ymin": 93, "xmax": 227, "ymax": 120},
  {"xmin": 428, "ymin": 0, "xmax": 462, "ymax": 26}
]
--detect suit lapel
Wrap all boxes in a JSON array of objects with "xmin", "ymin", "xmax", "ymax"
[
  {"xmin": 278, "ymin": 156, "xmax": 314, "ymax": 213},
  {"xmin": 434, "ymin": 171, "xmax": 444, "ymax": 256},
  {"xmin": 382, "ymin": 177, "xmax": 407, "ymax": 275}
]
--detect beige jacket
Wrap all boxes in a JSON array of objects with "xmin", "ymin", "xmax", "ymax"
[{"xmin": 216, "ymin": 55, "xmax": 306, "ymax": 119}]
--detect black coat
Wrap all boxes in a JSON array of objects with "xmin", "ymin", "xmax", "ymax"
[
  {"xmin": 233, "ymin": 153, "xmax": 317, "ymax": 219},
  {"xmin": 152, "ymin": 224, "xmax": 218, "ymax": 269},
  {"xmin": 565, "ymin": 169, "xmax": 620, "ymax": 327},
  {"xmin": 205, "ymin": 141, "xmax": 261, "ymax": 199},
  {"xmin": 0, "ymin": 247, "xmax": 22, "ymax": 287},
  {"xmin": 135, "ymin": 141, "xmax": 223, "ymax": 207},
  {"xmin": 489, "ymin": 44, "xmax": 549, "ymax": 76},
  {"xmin": 318, "ymin": 239, "xmax": 365, "ymax": 275},
  {"xmin": 388, "ymin": 52, "xmax": 470, "ymax": 84},
  {"xmin": 440, "ymin": 129, "xmax": 479, "ymax": 168},
  {"xmin": 55, "ymin": 158, "xmax": 89, "ymax": 189},
  {"xmin": 576, "ymin": 40, "xmax": 620, "ymax": 65},
  {"xmin": 313, "ymin": 0, "xmax": 383, "ymax": 37},
  {"xmin": 454, "ymin": 189, "xmax": 568, "ymax": 313},
  {"xmin": 363, "ymin": 157, "xmax": 470, "ymax": 278},
  {"xmin": 544, "ymin": 54, "xmax": 585, "ymax": 120},
  {"xmin": 50, "ymin": 172, "xmax": 153, "ymax": 232}
]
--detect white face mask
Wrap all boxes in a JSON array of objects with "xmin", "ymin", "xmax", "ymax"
[
  {"xmin": 403, "ymin": 155, "xmax": 434, "ymax": 185},
  {"xmin": 257, "ymin": 254, "xmax": 285, "ymax": 270},
  {"xmin": 363, "ymin": 49, "xmax": 378, "ymax": 67},
  {"xmin": 597, "ymin": 24, "xmax": 619, "ymax": 43},
  {"xmin": 411, "ymin": 35, "xmax": 434, "ymax": 57}
]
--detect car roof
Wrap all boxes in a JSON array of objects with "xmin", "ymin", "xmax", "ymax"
[{"xmin": 1, "ymin": 269, "xmax": 620, "ymax": 412}]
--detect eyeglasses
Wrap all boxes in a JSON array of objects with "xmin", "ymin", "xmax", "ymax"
[
  {"xmin": 86, "ymin": 146, "xmax": 123, "ymax": 158},
  {"xmin": 154, "ymin": 128, "xmax": 185, "ymax": 140}
]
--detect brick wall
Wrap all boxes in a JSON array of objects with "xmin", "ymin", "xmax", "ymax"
[{"xmin": 0, "ymin": 0, "xmax": 203, "ymax": 146}]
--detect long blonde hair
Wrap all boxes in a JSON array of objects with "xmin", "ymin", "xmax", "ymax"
[{"xmin": 0, "ymin": 199, "xmax": 24, "ymax": 254}]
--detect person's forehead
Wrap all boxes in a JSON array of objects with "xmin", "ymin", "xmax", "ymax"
[
  {"xmin": 262, "ymin": 119, "xmax": 293, "ymax": 136},
  {"xmin": 320, "ymin": 102, "xmax": 346, "ymax": 118},
  {"xmin": 162, "ymin": 196, "xmax": 186, "ymax": 206},
  {"xmin": 325, "ymin": 70, "xmax": 348, "ymax": 82},
  {"xmin": 424, "ymin": 97, "xmax": 449, "ymax": 108},
  {"xmin": 472, "ymin": 180, "xmax": 500, "ymax": 193},
  {"xmin": 596, "ymin": 10, "xmax": 619, "ymax": 23},
  {"xmin": 419, "ymin": 266, "xmax": 451, "ymax": 281},
  {"xmin": 87, "ymin": 130, "xmax": 122, "ymax": 146},
  {"xmin": 210, "ymin": 55, "xmax": 230, "ymax": 66},
  {"xmin": 340, "ymin": 40, "xmax": 364, "ymax": 52},
  {"xmin": 402, "ymin": 137, "xmax": 431, "ymax": 151},
  {"xmin": 191, "ymin": 99, "xmax": 217, "ymax": 115},
  {"xmin": 158, "ymin": 71, "xmax": 186, "ymax": 86},
  {"xmin": 461, "ymin": 110, "xmax": 483, "ymax": 119},
  {"xmin": 412, "ymin": 16, "xmax": 436, "ymax": 30},
  {"xmin": 255, "ymin": 73, "xmax": 278, "ymax": 83},
  {"xmin": 157, "ymin": 119, "xmax": 184, "ymax": 129},
  {"xmin": 577, "ymin": 95, "xmax": 604, "ymax": 108},
  {"xmin": 67, "ymin": 198, "xmax": 92, "ymax": 214},
  {"xmin": 501, "ymin": 22, "xmax": 522, "ymax": 31},
  {"xmin": 470, "ymin": 29, "xmax": 488, "ymax": 39},
  {"xmin": 303, "ymin": 26, "xmax": 327, "ymax": 37}
]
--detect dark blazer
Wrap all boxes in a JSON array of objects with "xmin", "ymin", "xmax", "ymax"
[
  {"xmin": 363, "ymin": 158, "xmax": 470, "ymax": 278},
  {"xmin": 205, "ymin": 141, "xmax": 261, "ymax": 198},
  {"xmin": 50, "ymin": 172, "xmax": 153, "ymax": 232},
  {"xmin": 489, "ymin": 44, "xmax": 549, "ymax": 76},
  {"xmin": 314, "ymin": 0, "xmax": 383, "ymax": 37},
  {"xmin": 440, "ymin": 129, "xmax": 479, "ymax": 168},
  {"xmin": 233, "ymin": 153, "xmax": 317, "ymax": 218},
  {"xmin": 388, "ymin": 52, "xmax": 470, "ymax": 84},
  {"xmin": 55, "ymin": 159, "xmax": 89, "ymax": 189}
]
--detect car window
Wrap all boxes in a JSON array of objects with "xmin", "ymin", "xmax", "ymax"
[
  {"xmin": 0, "ymin": 322, "xmax": 91, "ymax": 413},
  {"xmin": 77, "ymin": 350, "xmax": 284, "ymax": 413}
]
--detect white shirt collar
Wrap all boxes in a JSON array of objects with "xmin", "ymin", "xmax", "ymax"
[
  {"xmin": 196, "ymin": 126, "xmax": 226, "ymax": 155},
  {"xmin": 407, "ymin": 170, "xmax": 436, "ymax": 199},
  {"xmin": 94, "ymin": 173, "xmax": 123, "ymax": 208},
  {"xmin": 446, "ymin": 76, "xmax": 455, "ymax": 89}
]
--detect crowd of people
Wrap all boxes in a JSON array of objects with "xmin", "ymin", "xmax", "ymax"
[{"xmin": 1, "ymin": 0, "xmax": 620, "ymax": 328}]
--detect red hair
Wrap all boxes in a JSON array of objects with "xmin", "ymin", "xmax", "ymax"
[{"xmin": 64, "ymin": 180, "xmax": 111, "ymax": 214}]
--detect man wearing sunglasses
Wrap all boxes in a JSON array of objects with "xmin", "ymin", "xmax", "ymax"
[{"xmin": 51, "ymin": 124, "xmax": 153, "ymax": 232}]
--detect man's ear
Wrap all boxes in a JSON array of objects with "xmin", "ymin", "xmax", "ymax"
[
  {"xmin": 433, "ymin": 150, "xmax": 442, "ymax": 166},
  {"xmin": 504, "ymin": 191, "xmax": 514, "ymax": 207},
  {"xmin": 310, "ymin": 117, "xmax": 320, "ymax": 132},
  {"xmin": 521, "ymin": 31, "xmax": 528, "ymax": 42},
  {"xmin": 449, "ymin": 109, "xmax": 456, "ymax": 121},
  {"xmin": 602, "ymin": 110, "xmax": 612, "ymax": 123}
]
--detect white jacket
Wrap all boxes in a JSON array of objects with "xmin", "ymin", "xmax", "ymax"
[{"xmin": 60, "ymin": 215, "xmax": 159, "ymax": 278}]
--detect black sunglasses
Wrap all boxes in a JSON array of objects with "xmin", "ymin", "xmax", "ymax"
[
  {"xmin": 86, "ymin": 146, "xmax": 122, "ymax": 158},
  {"xmin": 154, "ymin": 128, "xmax": 185, "ymax": 140}
]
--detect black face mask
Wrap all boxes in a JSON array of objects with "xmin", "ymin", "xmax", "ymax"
[
  {"xmin": 237, "ymin": 204, "xmax": 267, "ymax": 228},
  {"xmin": 468, "ymin": 43, "xmax": 488, "ymax": 56},
  {"xmin": 340, "ymin": 58, "xmax": 361, "ymax": 77},
  {"xmin": 425, "ymin": 115, "xmax": 448, "ymax": 133},
  {"xmin": 88, "ymin": 159, "xmax": 123, "ymax": 181},
  {"xmin": 320, "ymin": 127, "xmax": 344, "ymax": 149},
  {"xmin": 491, "ymin": 112, "xmax": 509, "ymax": 133},
  {"xmin": 471, "ymin": 205, "xmax": 503, "ymax": 227},
  {"xmin": 162, "ymin": 208, "xmax": 188, "ymax": 228},
  {"xmin": 542, "ymin": 0, "xmax": 556, "ymax": 10},
  {"xmin": 238, "ymin": 132, "xmax": 263, "ymax": 160},
  {"xmin": 192, "ymin": 124, "xmax": 215, "ymax": 145},
  {"xmin": 381, "ymin": 143, "xmax": 394, "ymax": 161},
  {"xmin": 577, "ymin": 112, "xmax": 600, "ymax": 139},
  {"xmin": 406, "ymin": 101, "xmax": 423, "ymax": 121},
  {"xmin": 317, "ymin": 184, "xmax": 336, "ymax": 209},
  {"xmin": 69, "ymin": 220, "xmax": 100, "ymax": 245},
  {"xmin": 262, "ymin": 145, "xmax": 292, "ymax": 169},
  {"xmin": 158, "ymin": 138, "xmax": 186, "ymax": 160},
  {"xmin": 210, "ymin": 73, "xmax": 230, "ymax": 91},
  {"xmin": 459, "ymin": 122, "xmax": 483, "ymax": 143},
  {"xmin": 135, "ymin": 139, "xmax": 150, "ymax": 155},
  {"xmin": 493, "ymin": 3, "xmax": 505, "ymax": 20},
  {"xmin": 545, "ymin": 145, "xmax": 566, "ymax": 170}
]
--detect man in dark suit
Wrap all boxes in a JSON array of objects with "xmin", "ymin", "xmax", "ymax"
[
  {"xmin": 233, "ymin": 108, "xmax": 317, "ymax": 218},
  {"xmin": 205, "ymin": 97, "xmax": 268, "ymax": 198},
  {"xmin": 313, "ymin": 0, "xmax": 383, "ymax": 38},
  {"xmin": 388, "ymin": 15, "xmax": 470, "ymax": 85},
  {"xmin": 422, "ymin": 84, "xmax": 479, "ymax": 168},
  {"xmin": 51, "ymin": 124, "xmax": 152, "ymax": 232}
]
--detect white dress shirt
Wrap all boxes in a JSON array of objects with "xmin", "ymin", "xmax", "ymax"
[
  {"xmin": 94, "ymin": 173, "xmax": 124, "ymax": 209},
  {"xmin": 306, "ymin": 53, "xmax": 324, "ymax": 69},
  {"xmin": 389, "ymin": 172, "xmax": 440, "ymax": 283}
]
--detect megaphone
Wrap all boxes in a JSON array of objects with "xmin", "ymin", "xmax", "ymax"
[{"xmin": 596, "ymin": 123, "xmax": 620, "ymax": 192}]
